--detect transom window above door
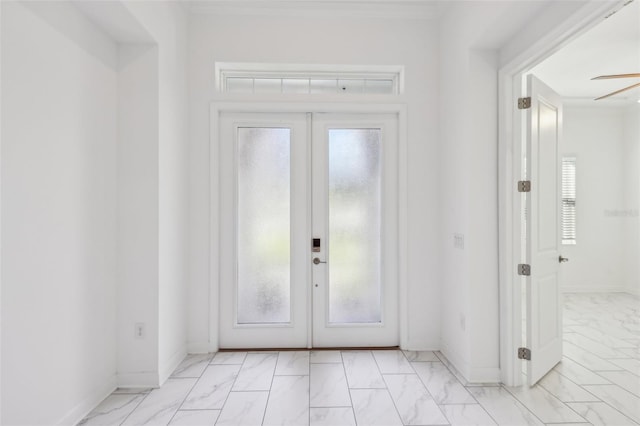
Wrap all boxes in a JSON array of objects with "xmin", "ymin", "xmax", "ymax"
[{"xmin": 215, "ymin": 62, "xmax": 404, "ymax": 95}]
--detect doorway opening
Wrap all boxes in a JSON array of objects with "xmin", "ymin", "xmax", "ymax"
[{"xmin": 499, "ymin": 0, "xmax": 639, "ymax": 387}]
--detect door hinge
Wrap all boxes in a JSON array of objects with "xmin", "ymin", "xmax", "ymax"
[
  {"xmin": 518, "ymin": 347, "xmax": 531, "ymax": 360},
  {"xmin": 518, "ymin": 264, "xmax": 531, "ymax": 276},
  {"xmin": 517, "ymin": 180, "xmax": 531, "ymax": 192},
  {"xmin": 518, "ymin": 97, "xmax": 531, "ymax": 109}
]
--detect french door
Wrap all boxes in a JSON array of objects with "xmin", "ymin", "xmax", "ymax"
[{"xmin": 218, "ymin": 111, "xmax": 399, "ymax": 348}]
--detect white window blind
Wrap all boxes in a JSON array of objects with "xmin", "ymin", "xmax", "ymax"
[{"xmin": 562, "ymin": 157, "xmax": 576, "ymax": 245}]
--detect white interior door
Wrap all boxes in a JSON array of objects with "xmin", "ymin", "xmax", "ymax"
[
  {"xmin": 218, "ymin": 111, "xmax": 399, "ymax": 348},
  {"xmin": 525, "ymin": 75, "xmax": 564, "ymax": 385},
  {"xmin": 311, "ymin": 114, "xmax": 399, "ymax": 347},
  {"xmin": 219, "ymin": 112, "xmax": 310, "ymax": 348}
]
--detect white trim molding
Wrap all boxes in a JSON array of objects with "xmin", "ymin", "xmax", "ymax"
[
  {"xmin": 562, "ymin": 286, "xmax": 631, "ymax": 294},
  {"xmin": 57, "ymin": 375, "xmax": 117, "ymax": 426},
  {"xmin": 188, "ymin": 1, "xmax": 448, "ymax": 20},
  {"xmin": 117, "ymin": 372, "xmax": 160, "ymax": 389},
  {"xmin": 187, "ymin": 341, "xmax": 218, "ymax": 354},
  {"xmin": 159, "ymin": 348, "xmax": 188, "ymax": 386}
]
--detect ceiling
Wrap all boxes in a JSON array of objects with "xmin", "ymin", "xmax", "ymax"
[{"xmin": 531, "ymin": 0, "xmax": 640, "ymax": 105}]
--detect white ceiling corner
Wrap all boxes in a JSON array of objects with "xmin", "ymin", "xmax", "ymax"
[{"xmin": 72, "ymin": 1, "xmax": 154, "ymax": 44}]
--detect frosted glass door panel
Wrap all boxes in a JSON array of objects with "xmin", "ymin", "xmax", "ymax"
[
  {"xmin": 328, "ymin": 129, "xmax": 382, "ymax": 323},
  {"xmin": 237, "ymin": 128, "xmax": 291, "ymax": 324}
]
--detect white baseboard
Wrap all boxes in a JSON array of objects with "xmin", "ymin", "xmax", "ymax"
[
  {"xmin": 439, "ymin": 342, "xmax": 470, "ymax": 383},
  {"xmin": 562, "ymin": 286, "xmax": 630, "ymax": 294},
  {"xmin": 401, "ymin": 346, "xmax": 440, "ymax": 352},
  {"xmin": 466, "ymin": 367, "xmax": 501, "ymax": 384},
  {"xmin": 400, "ymin": 336, "xmax": 440, "ymax": 352},
  {"xmin": 117, "ymin": 371, "xmax": 160, "ymax": 388},
  {"xmin": 57, "ymin": 374, "xmax": 116, "ymax": 426},
  {"xmin": 159, "ymin": 347, "xmax": 187, "ymax": 386},
  {"xmin": 439, "ymin": 343, "xmax": 500, "ymax": 385},
  {"xmin": 187, "ymin": 341, "xmax": 218, "ymax": 354}
]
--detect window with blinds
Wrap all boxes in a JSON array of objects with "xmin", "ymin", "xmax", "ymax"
[{"xmin": 562, "ymin": 157, "xmax": 577, "ymax": 245}]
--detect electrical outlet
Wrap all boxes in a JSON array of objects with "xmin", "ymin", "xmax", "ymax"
[
  {"xmin": 135, "ymin": 323, "xmax": 145, "ymax": 339},
  {"xmin": 453, "ymin": 233, "xmax": 465, "ymax": 249}
]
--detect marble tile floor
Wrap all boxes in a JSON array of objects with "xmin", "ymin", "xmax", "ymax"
[{"xmin": 80, "ymin": 292, "xmax": 639, "ymax": 426}]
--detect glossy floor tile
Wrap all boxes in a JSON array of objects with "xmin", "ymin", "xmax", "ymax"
[
  {"xmin": 168, "ymin": 410, "xmax": 220, "ymax": 426},
  {"xmin": 120, "ymin": 379, "xmax": 197, "ymax": 426},
  {"xmin": 80, "ymin": 292, "xmax": 639, "ymax": 425},
  {"xmin": 181, "ymin": 365, "xmax": 240, "ymax": 410},
  {"xmin": 341, "ymin": 351, "xmax": 386, "ymax": 389},
  {"xmin": 439, "ymin": 404, "xmax": 496, "ymax": 426},
  {"xmin": 383, "ymin": 374, "xmax": 448, "ymax": 425},
  {"xmin": 309, "ymin": 363, "xmax": 351, "ymax": 407},
  {"xmin": 309, "ymin": 407, "xmax": 356, "ymax": 426},
  {"xmin": 78, "ymin": 393, "xmax": 147, "ymax": 426},
  {"xmin": 275, "ymin": 351, "xmax": 309, "ymax": 376},
  {"xmin": 232, "ymin": 353, "xmax": 278, "ymax": 391},
  {"xmin": 262, "ymin": 376, "xmax": 309, "ymax": 426},
  {"xmin": 171, "ymin": 354, "xmax": 213, "ymax": 378},
  {"xmin": 350, "ymin": 389, "xmax": 403, "ymax": 425}
]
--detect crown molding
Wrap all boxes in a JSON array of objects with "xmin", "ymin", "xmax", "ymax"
[{"xmin": 184, "ymin": 0, "xmax": 449, "ymax": 20}]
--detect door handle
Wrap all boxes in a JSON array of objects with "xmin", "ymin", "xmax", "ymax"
[
  {"xmin": 313, "ymin": 257, "xmax": 327, "ymax": 265},
  {"xmin": 559, "ymin": 255, "xmax": 569, "ymax": 263}
]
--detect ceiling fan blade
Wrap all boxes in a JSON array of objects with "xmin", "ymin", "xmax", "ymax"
[
  {"xmin": 592, "ymin": 73, "xmax": 640, "ymax": 80},
  {"xmin": 595, "ymin": 81, "xmax": 640, "ymax": 100}
]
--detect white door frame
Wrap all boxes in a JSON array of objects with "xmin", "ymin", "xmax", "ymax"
[
  {"xmin": 209, "ymin": 101, "xmax": 408, "ymax": 351},
  {"xmin": 498, "ymin": 1, "xmax": 620, "ymax": 387}
]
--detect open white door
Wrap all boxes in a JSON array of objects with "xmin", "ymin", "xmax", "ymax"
[{"xmin": 525, "ymin": 75, "xmax": 564, "ymax": 385}]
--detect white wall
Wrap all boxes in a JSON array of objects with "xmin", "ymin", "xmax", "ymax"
[
  {"xmin": 560, "ymin": 106, "xmax": 633, "ymax": 293},
  {"xmin": 116, "ymin": 43, "xmax": 160, "ymax": 386},
  {"xmin": 623, "ymin": 103, "xmax": 640, "ymax": 295},
  {"xmin": 1, "ymin": 4, "xmax": 190, "ymax": 424},
  {"xmin": 438, "ymin": 0, "xmax": 612, "ymax": 384},
  {"xmin": 187, "ymin": 13, "xmax": 441, "ymax": 351},
  {"xmin": 122, "ymin": 1, "xmax": 189, "ymax": 385},
  {"xmin": 438, "ymin": 4, "xmax": 504, "ymax": 383},
  {"xmin": 1, "ymin": 2, "xmax": 118, "ymax": 424}
]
